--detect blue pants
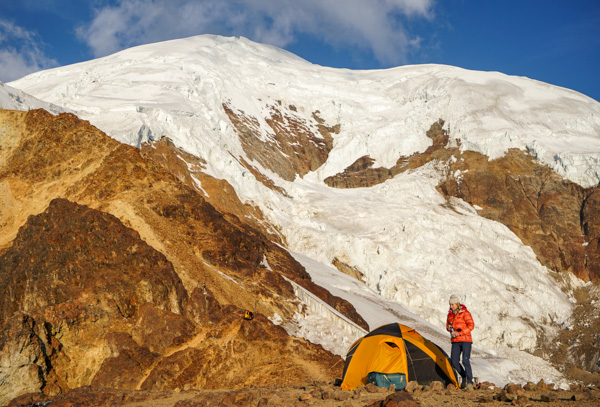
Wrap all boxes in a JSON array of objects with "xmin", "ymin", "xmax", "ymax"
[{"xmin": 451, "ymin": 341, "xmax": 473, "ymax": 384}]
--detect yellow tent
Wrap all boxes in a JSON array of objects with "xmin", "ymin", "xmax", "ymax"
[{"xmin": 341, "ymin": 323, "xmax": 459, "ymax": 390}]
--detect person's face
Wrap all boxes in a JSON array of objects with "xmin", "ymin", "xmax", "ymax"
[{"xmin": 450, "ymin": 303, "xmax": 459, "ymax": 311}]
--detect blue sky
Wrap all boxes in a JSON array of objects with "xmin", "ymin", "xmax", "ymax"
[{"xmin": 1, "ymin": 0, "xmax": 599, "ymax": 102}]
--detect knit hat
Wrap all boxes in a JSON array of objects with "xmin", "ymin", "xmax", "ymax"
[{"xmin": 449, "ymin": 294, "xmax": 461, "ymax": 305}]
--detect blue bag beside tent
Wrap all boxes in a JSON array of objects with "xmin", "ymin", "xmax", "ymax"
[{"xmin": 367, "ymin": 371, "xmax": 407, "ymax": 390}]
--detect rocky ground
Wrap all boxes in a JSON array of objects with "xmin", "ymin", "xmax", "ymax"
[{"xmin": 7, "ymin": 379, "xmax": 600, "ymax": 407}]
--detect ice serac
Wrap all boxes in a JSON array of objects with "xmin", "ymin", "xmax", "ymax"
[{"xmin": 325, "ymin": 119, "xmax": 600, "ymax": 282}]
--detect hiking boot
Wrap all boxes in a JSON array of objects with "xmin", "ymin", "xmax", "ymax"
[{"xmin": 460, "ymin": 378, "xmax": 474, "ymax": 389}]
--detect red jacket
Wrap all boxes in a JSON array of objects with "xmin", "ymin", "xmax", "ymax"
[{"xmin": 446, "ymin": 304, "xmax": 474, "ymax": 343}]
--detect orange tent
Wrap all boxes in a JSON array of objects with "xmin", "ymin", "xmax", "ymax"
[{"xmin": 341, "ymin": 323, "xmax": 459, "ymax": 390}]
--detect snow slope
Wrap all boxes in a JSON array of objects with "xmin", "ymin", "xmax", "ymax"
[
  {"xmin": 9, "ymin": 35, "xmax": 600, "ymax": 386},
  {"xmin": 0, "ymin": 82, "xmax": 65, "ymax": 114}
]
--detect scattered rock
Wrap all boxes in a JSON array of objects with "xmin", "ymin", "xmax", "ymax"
[
  {"xmin": 430, "ymin": 381, "xmax": 444, "ymax": 392},
  {"xmin": 479, "ymin": 381, "xmax": 497, "ymax": 390},
  {"xmin": 335, "ymin": 391, "xmax": 350, "ymax": 401},
  {"xmin": 505, "ymin": 383, "xmax": 523, "ymax": 394},
  {"xmin": 364, "ymin": 391, "xmax": 418, "ymax": 407},
  {"xmin": 572, "ymin": 391, "xmax": 592, "ymax": 401},
  {"xmin": 540, "ymin": 393, "xmax": 558, "ymax": 402},
  {"xmin": 495, "ymin": 390, "xmax": 515, "ymax": 402},
  {"xmin": 404, "ymin": 381, "xmax": 420, "ymax": 393},
  {"xmin": 309, "ymin": 388, "xmax": 322, "ymax": 399},
  {"xmin": 536, "ymin": 379, "xmax": 549, "ymax": 391},
  {"xmin": 365, "ymin": 383, "xmax": 381, "ymax": 393},
  {"xmin": 511, "ymin": 395, "xmax": 532, "ymax": 406},
  {"xmin": 571, "ymin": 383, "xmax": 585, "ymax": 392},
  {"xmin": 299, "ymin": 393, "xmax": 312, "ymax": 401}
]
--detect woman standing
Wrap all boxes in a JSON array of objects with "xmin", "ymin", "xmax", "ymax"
[{"xmin": 446, "ymin": 294, "xmax": 475, "ymax": 389}]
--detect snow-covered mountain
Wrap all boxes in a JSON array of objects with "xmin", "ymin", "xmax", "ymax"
[{"xmin": 8, "ymin": 34, "xmax": 600, "ymax": 386}]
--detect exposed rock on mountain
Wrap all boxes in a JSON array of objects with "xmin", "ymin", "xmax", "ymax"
[
  {"xmin": 0, "ymin": 198, "xmax": 190, "ymax": 401},
  {"xmin": 324, "ymin": 120, "xmax": 450, "ymax": 188},
  {"xmin": 0, "ymin": 198, "xmax": 188, "ymax": 321},
  {"xmin": 438, "ymin": 148, "xmax": 600, "ymax": 282},
  {"xmin": 550, "ymin": 284, "xmax": 600, "ymax": 376},
  {"xmin": 139, "ymin": 136, "xmax": 282, "ymax": 242},
  {"xmin": 223, "ymin": 101, "xmax": 338, "ymax": 183},
  {"xmin": 0, "ymin": 109, "xmax": 360, "ymax": 404}
]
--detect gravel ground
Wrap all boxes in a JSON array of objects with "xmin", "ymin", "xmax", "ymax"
[{"xmin": 7, "ymin": 380, "xmax": 600, "ymax": 407}]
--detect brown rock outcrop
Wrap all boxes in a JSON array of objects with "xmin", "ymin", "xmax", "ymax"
[
  {"xmin": 0, "ymin": 197, "xmax": 344, "ymax": 404},
  {"xmin": 139, "ymin": 137, "xmax": 283, "ymax": 242},
  {"xmin": 223, "ymin": 101, "xmax": 338, "ymax": 182},
  {"xmin": 0, "ymin": 198, "xmax": 188, "ymax": 322},
  {"xmin": 0, "ymin": 198, "xmax": 189, "ymax": 403},
  {"xmin": 0, "ymin": 108, "xmax": 364, "ymax": 404},
  {"xmin": 550, "ymin": 285, "xmax": 600, "ymax": 374},
  {"xmin": 0, "ymin": 313, "xmax": 52, "ymax": 402},
  {"xmin": 438, "ymin": 148, "xmax": 600, "ymax": 282}
]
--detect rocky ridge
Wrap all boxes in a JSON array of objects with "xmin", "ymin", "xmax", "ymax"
[
  {"xmin": 0, "ymin": 109, "xmax": 363, "ymax": 405},
  {"xmin": 139, "ymin": 136, "xmax": 281, "ymax": 242}
]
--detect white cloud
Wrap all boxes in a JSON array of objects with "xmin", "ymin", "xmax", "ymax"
[
  {"xmin": 0, "ymin": 20, "xmax": 58, "ymax": 82},
  {"xmin": 77, "ymin": 0, "xmax": 434, "ymax": 66}
]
